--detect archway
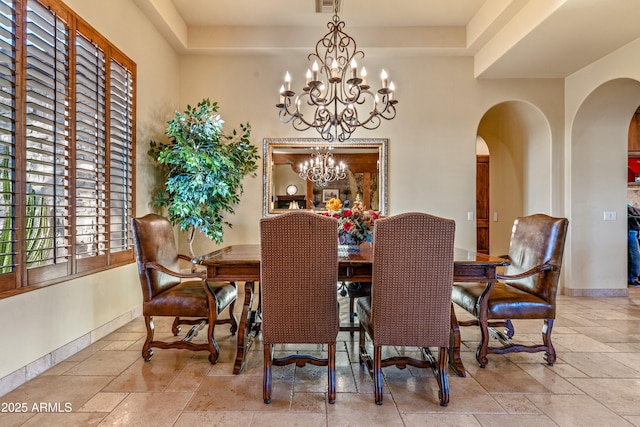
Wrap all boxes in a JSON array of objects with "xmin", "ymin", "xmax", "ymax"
[
  {"xmin": 477, "ymin": 101, "xmax": 553, "ymax": 254},
  {"xmin": 567, "ymin": 78, "xmax": 640, "ymax": 295}
]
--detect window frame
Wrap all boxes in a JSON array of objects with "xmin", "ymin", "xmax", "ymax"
[{"xmin": 0, "ymin": 0, "xmax": 136, "ymax": 298}]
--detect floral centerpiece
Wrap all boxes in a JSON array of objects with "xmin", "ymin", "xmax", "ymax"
[{"xmin": 323, "ymin": 198, "xmax": 378, "ymax": 247}]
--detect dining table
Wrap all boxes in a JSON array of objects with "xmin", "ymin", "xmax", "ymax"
[{"xmin": 195, "ymin": 243, "xmax": 507, "ymax": 376}]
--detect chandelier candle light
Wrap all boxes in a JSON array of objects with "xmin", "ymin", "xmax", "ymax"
[
  {"xmin": 276, "ymin": 0, "xmax": 398, "ymax": 142},
  {"xmin": 299, "ymin": 150, "xmax": 347, "ymax": 187}
]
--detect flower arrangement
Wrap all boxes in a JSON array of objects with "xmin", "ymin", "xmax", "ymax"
[{"xmin": 323, "ymin": 198, "xmax": 379, "ymax": 246}]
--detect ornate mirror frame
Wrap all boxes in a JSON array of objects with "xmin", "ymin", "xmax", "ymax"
[{"xmin": 263, "ymin": 138, "xmax": 388, "ymax": 216}]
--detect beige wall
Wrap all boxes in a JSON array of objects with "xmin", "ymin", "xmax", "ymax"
[
  {"xmin": 7, "ymin": 0, "xmax": 636, "ymax": 390},
  {"xmin": 0, "ymin": 0, "xmax": 180, "ymax": 382},
  {"xmin": 179, "ymin": 54, "xmax": 565, "ymax": 259},
  {"xmin": 564, "ymin": 38, "xmax": 640, "ymax": 294}
]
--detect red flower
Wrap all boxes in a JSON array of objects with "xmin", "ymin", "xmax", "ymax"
[
  {"xmin": 332, "ymin": 213, "xmax": 340, "ymax": 219},
  {"xmin": 343, "ymin": 221, "xmax": 353, "ymax": 232},
  {"xmin": 343, "ymin": 209, "xmax": 353, "ymax": 218}
]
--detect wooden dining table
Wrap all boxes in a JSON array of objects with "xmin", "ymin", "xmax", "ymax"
[{"xmin": 195, "ymin": 244, "xmax": 507, "ymax": 376}]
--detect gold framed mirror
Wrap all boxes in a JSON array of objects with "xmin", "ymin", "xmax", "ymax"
[{"xmin": 263, "ymin": 138, "xmax": 388, "ymax": 216}]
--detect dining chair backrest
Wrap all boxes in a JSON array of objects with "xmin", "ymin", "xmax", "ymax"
[
  {"xmin": 371, "ymin": 212, "xmax": 455, "ymax": 347},
  {"xmin": 132, "ymin": 213, "xmax": 182, "ymax": 301},
  {"xmin": 260, "ymin": 211, "xmax": 339, "ymax": 344},
  {"xmin": 502, "ymin": 214, "xmax": 568, "ymax": 305},
  {"xmin": 371, "ymin": 212, "xmax": 455, "ymax": 348}
]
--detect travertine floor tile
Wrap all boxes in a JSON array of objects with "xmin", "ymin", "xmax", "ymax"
[
  {"xmin": 249, "ymin": 411, "xmax": 327, "ymax": 426},
  {"xmin": 96, "ymin": 391, "xmax": 192, "ymax": 427},
  {"xmin": 568, "ymin": 377, "xmax": 640, "ymax": 416},
  {"xmin": 527, "ymin": 394, "xmax": 634, "ymax": 426},
  {"xmin": 174, "ymin": 411, "xmax": 253, "ymax": 427},
  {"xmin": 4, "ymin": 290, "xmax": 640, "ymax": 426},
  {"xmin": 474, "ymin": 414, "xmax": 558, "ymax": 427},
  {"xmin": 326, "ymin": 392, "xmax": 404, "ymax": 427}
]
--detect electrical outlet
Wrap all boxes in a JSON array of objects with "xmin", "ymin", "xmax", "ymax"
[
  {"xmin": 493, "ymin": 212, "xmax": 498, "ymax": 222},
  {"xmin": 467, "ymin": 212, "xmax": 474, "ymax": 221},
  {"xmin": 603, "ymin": 211, "xmax": 617, "ymax": 221}
]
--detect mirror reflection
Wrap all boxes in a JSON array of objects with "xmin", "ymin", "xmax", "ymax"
[{"xmin": 263, "ymin": 138, "xmax": 388, "ymax": 216}]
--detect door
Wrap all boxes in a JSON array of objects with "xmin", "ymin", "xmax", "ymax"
[{"xmin": 476, "ymin": 155, "xmax": 490, "ymax": 254}]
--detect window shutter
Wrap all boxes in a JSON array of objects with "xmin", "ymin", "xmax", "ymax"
[
  {"xmin": 24, "ymin": 0, "xmax": 70, "ymax": 281},
  {"xmin": 0, "ymin": 0, "xmax": 16, "ymax": 290},
  {"xmin": 0, "ymin": 0, "xmax": 135, "ymax": 294},
  {"xmin": 108, "ymin": 57, "xmax": 133, "ymax": 261},
  {"xmin": 74, "ymin": 31, "xmax": 106, "ymax": 268}
]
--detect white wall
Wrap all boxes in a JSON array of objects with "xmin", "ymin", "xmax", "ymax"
[{"xmin": 0, "ymin": 0, "xmax": 180, "ymax": 384}]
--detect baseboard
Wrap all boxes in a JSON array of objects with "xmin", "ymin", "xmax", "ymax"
[
  {"xmin": 561, "ymin": 288, "xmax": 629, "ymax": 297},
  {"xmin": 0, "ymin": 305, "xmax": 142, "ymax": 398}
]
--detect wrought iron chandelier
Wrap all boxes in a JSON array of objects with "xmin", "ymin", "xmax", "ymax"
[
  {"xmin": 299, "ymin": 150, "xmax": 347, "ymax": 187},
  {"xmin": 276, "ymin": 0, "xmax": 398, "ymax": 142}
]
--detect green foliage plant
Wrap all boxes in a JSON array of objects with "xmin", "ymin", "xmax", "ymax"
[{"xmin": 148, "ymin": 98, "xmax": 260, "ymax": 257}]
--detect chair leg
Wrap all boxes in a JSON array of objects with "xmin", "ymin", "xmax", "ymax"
[
  {"xmin": 542, "ymin": 319, "xmax": 556, "ymax": 365},
  {"xmin": 328, "ymin": 342, "xmax": 336, "ymax": 404},
  {"xmin": 142, "ymin": 316, "xmax": 154, "ymax": 362},
  {"xmin": 374, "ymin": 345, "xmax": 383, "ymax": 405},
  {"xmin": 263, "ymin": 344, "xmax": 273, "ymax": 404},
  {"xmin": 206, "ymin": 310, "xmax": 220, "ymax": 365},
  {"xmin": 476, "ymin": 297, "xmax": 491, "ymax": 368},
  {"xmin": 505, "ymin": 319, "xmax": 515, "ymax": 339},
  {"xmin": 358, "ymin": 324, "xmax": 366, "ymax": 365},
  {"xmin": 228, "ymin": 299, "xmax": 238, "ymax": 335},
  {"xmin": 171, "ymin": 316, "xmax": 181, "ymax": 335},
  {"xmin": 436, "ymin": 347, "xmax": 450, "ymax": 407}
]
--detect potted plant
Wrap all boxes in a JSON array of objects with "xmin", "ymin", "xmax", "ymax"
[{"xmin": 148, "ymin": 98, "xmax": 259, "ymax": 257}]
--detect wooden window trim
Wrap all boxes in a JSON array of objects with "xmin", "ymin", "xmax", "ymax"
[{"xmin": 0, "ymin": 0, "xmax": 136, "ymax": 299}]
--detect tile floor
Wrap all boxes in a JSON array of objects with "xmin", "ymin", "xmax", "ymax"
[{"xmin": 1, "ymin": 287, "xmax": 640, "ymax": 426}]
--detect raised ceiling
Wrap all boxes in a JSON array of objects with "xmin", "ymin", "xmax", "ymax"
[{"xmin": 133, "ymin": 0, "xmax": 640, "ymax": 78}]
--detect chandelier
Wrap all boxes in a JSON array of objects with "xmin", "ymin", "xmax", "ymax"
[
  {"xmin": 299, "ymin": 150, "xmax": 347, "ymax": 187},
  {"xmin": 276, "ymin": 0, "xmax": 397, "ymax": 142}
]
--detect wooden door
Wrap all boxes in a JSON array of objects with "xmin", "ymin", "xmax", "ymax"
[{"xmin": 476, "ymin": 155, "xmax": 490, "ymax": 254}]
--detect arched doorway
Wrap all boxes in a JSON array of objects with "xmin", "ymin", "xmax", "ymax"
[
  {"xmin": 567, "ymin": 78, "xmax": 640, "ymax": 295},
  {"xmin": 477, "ymin": 101, "xmax": 553, "ymax": 255}
]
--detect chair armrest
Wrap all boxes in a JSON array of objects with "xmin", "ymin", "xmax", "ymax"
[
  {"xmin": 178, "ymin": 254, "xmax": 195, "ymax": 264},
  {"xmin": 143, "ymin": 261, "xmax": 206, "ymax": 280},
  {"xmin": 177, "ymin": 254, "xmax": 199, "ymax": 273},
  {"xmin": 496, "ymin": 263, "xmax": 559, "ymax": 280}
]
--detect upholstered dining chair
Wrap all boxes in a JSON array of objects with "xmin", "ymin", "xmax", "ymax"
[
  {"xmin": 452, "ymin": 214, "xmax": 568, "ymax": 368},
  {"xmin": 260, "ymin": 211, "xmax": 339, "ymax": 404},
  {"xmin": 357, "ymin": 212, "xmax": 455, "ymax": 406},
  {"xmin": 131, "ymin": 214, "xmax": 238, "ymax": 364}
]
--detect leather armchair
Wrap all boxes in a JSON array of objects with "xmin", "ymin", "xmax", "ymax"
[
  {"xmin": 452, "ymin": 214, "xmax": 568, "ymax": 367},
  {"xmin": 132, "ymin": 214, "xmax": 238, "ymax": 364}
]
